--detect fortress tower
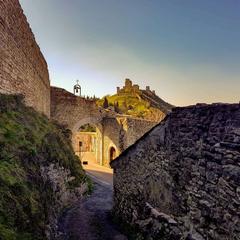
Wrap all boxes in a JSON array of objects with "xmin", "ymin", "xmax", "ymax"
[
  {"xmin": 125, "ymin": 78, "xmax": 133, "ymax": 88},
  {"xmin": 117, "ymin": 78, "xmax": 155, "ymax": 95},
  {"xmin": 117, "ymin": 78, "xmax": 140, "ymax": 95}
]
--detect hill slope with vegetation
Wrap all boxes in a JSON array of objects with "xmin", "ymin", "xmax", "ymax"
[
  {"xmin": 0, "ymin": 94, "xmax": 91, "ymax": 240},
  {"xmin": 97, "ymin": 92, "xmax": 173, "ymax": 121}
]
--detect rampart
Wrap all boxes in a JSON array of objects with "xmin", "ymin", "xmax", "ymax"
[{"xmin": 0, "ymin": 0, "xmax": 50, "ymax": 116}]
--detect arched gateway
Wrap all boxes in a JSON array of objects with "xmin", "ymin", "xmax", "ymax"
[{"xmin": 50, "ymin": 86, "xmax": 157, "ymax": 166}]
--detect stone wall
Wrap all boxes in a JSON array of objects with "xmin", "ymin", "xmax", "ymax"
[
  {"xmin": 124, "ymin": 117, "xmax": 157, "ymax": 148},
  {"xmin": 102, "ymin": 117, "xmax": 122, "ymax": 166},
  {"xmin": 111, "ymin": 103, "xmax": 240, "ymax": 240},
  {"xmin": 0, "ymin": 0, "xmax": 50, "ymax": 116},
  {"xmin": 51, "ymin": 87, "xmax": 102, "ymax": 130},
  {"xmin": 102, "ymin": 116, "xmax": 157, "ymax": 166}
]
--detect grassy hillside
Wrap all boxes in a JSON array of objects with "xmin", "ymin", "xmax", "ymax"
[
  {"xmin": 0, "ymin": 94, "xmax": 91, "ymax": 240},
  {"xmin": 97, "ymin": 93, "xmax": 165, "ymax": 121}
]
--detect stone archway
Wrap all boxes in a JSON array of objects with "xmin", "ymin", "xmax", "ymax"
[
  {"xmin": 109, "ymin": 146, "xmax": 117, "ymax": 162},
  {"xmin": 50, "ymin": 87, "xmax": 157, "ymax": 167},
  {"xmin": 72, "ymin": 118, "xmax": 104, "ymax": 165},
  {"xmin": 72, "ymin": 117, "xmax": 121, "ymax": 167}
]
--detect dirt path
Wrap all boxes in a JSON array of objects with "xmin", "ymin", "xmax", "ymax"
[{"xmin": 57, "ymin": 171, "xmax": 128, "ymax": 240}]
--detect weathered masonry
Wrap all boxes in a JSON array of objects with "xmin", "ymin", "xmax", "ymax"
[
  {"xmin": 0, "ymin": 0, "xmax": 50, "ymax": 116},
  {"xmin": 111, "ymin": 104, "xmax": 240, "ymax": 240},
  {"xmin": 51, "ymin": 86, "xmax": 157, "ymax": 166},
  {"xmin": 0, "ymin": 0, "xmax": 157, "ymax": 167}
]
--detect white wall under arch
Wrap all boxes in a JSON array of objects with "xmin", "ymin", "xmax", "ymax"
[{"xmin": 72, "ymin": 116, "xmax": 123, "ymax": 167}]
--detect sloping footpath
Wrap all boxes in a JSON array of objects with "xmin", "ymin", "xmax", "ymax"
[{"xmin": 57, "ymin": 174, "xmax": 128, "ymax": 240}]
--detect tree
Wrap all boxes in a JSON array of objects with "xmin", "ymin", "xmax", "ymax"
[
  {"xmin": 128, "ymin": 105, "xmax": 133, "ymax": 110},
  {"xmin": 122, "ymin": 99, "xmax": 128, "ymax": 111},
  {"xmin": 114, "ymin": 101, "xmax": 120, "ymax": 113},
  {"xmin": 103, "ymin": 97, "xmax": 109, "ymax": 109}
]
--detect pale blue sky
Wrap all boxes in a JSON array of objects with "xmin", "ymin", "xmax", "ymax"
[{"xmin": 20, "ymin": 0, "xmax": 240, "ymax": 106}]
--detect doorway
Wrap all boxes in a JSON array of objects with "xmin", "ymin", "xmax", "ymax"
[{"xmin": 109, "ymin": 146, "xmax": 116, "ymax": 162}]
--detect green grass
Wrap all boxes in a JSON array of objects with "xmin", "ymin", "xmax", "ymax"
[
  {"xmin": 0, "ymin": 94, "xmax": 91, "ymax": 240},
  {"xmin": 97, "ymin": 94, "xmax": 154, "ymax": 118}
]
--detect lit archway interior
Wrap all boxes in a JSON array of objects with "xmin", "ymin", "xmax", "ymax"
[
  {"xmin": 74, "ymin": 123, "xmax": 100, "ymax": 164},
  {"xmin": 72, "ymin": 119, "xmax": 120, "ymax": 167}
]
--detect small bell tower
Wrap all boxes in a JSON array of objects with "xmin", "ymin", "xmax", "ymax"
[{"xmin": 73, "ymin": 80, "xmax": 81, "ymax": 96}]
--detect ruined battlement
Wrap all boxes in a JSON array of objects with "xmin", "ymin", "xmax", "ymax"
[{"xmin": 116, "ymin": 78, "xmax": 155, "ymax": 95}]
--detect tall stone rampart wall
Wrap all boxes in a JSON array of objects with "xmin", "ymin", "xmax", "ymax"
[
  {"xmin": 111, "ymin": 103, "xmax": 240, "ymax": 240},
  {"xmin": 0, "ymin": 0, "xmax": 50, "ymax": 116}
]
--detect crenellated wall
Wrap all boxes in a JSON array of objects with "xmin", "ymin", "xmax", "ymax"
[
  {"xmin": 0, "ymin": 0, "xmax": 50, "ymax": 116},
  {"xmin": 111, "ymin": 103, "xmax": 240, "ymax": 240}
]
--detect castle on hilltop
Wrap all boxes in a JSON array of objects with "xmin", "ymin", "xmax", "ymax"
[{"xmin": 117, "ymin": 78, "xmax": 156, "ymax": 95}]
